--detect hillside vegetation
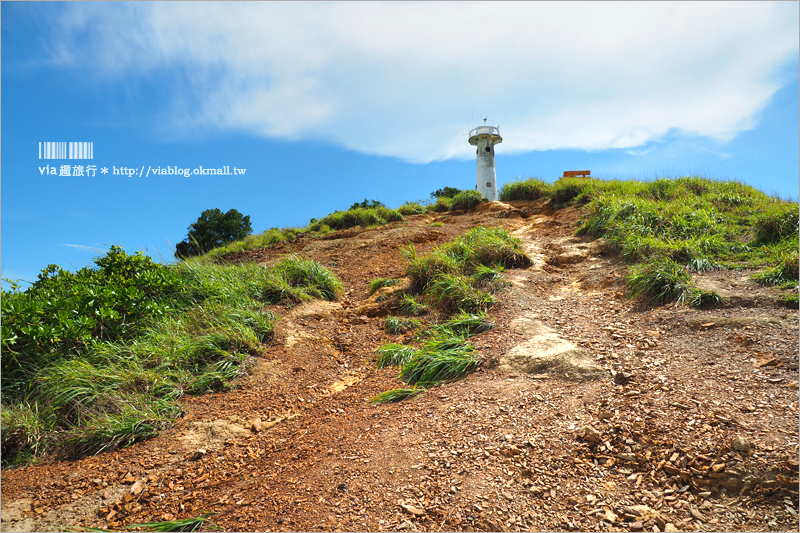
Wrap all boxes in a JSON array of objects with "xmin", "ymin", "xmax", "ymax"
[
  {"xmin": 1, "ymin": 250, "xmax": 341, "ymax": 465},
  {"xmin": 501, "ymin": 176, "xmax": 798, "ymax": 306},
  {"xmin": 2, "ymin": 176, "xmax": 797, "ymax": 467}
]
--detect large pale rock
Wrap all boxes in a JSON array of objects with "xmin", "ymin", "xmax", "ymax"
[{"xmin": 500, "ymin": 317, "xmax": 606, "ymax": 381}]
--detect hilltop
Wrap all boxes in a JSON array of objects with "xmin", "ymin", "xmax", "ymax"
[{"xmin": 1, "ymin": 177, "xmax": 798, "ymax": 532}]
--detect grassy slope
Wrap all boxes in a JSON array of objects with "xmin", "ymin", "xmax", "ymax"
[{"xmin": 3, "ymin": 176, "xmax": 797, "ymax": 464}]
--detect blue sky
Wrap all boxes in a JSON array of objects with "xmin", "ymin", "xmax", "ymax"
[{"xmin": 2, "ymin": 1, "xmax": 798, "ymax": 288}]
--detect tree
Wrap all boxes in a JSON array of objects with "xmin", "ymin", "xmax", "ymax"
[
  {"xmin": 350, "ymin": 199, "xmax": 385, "ymax": 210},
  {"xmin": 175, "ymin": 208, "xmax": 252, "ymax": 258},
  {"xmin": 430, "ymin": 187, "xmax": 461, "ymax": 199}
]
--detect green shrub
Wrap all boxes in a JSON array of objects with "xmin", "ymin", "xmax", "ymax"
[
  {"xmin": 0, "ymin": 246, "xmax": 342, "ymax": 464},
  {"xmin": 431, "ymin": 187, "xmax": 462, "ymax": 199},
  {"xmin": 350, "ymin": 199, "xmax": 385, "ymax": 210},
  {"xmin": 1, "ymin": 247, "xmax": 184, "ymax": 395},
  {"xmin": 450, "ymin": 189, "xmax": 486, "ymax": 211},
  {"xmin": 499, "ymin": 177, "xmax": 551, "ymax": 201}
]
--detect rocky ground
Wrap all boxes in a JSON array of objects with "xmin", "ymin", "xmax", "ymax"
[{"xmin": 2, "ymin": 200, "xmax": 798, "ymax": 532}]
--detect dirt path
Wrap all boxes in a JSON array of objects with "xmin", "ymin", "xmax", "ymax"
[{"xmin": 2, "ymin": 201, "xmax": 798, "ymax": 532}]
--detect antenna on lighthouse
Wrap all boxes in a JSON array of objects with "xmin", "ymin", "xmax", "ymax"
[{"xmin": 468, "ymin": 116, "xmax": 503, "ymax": 201}]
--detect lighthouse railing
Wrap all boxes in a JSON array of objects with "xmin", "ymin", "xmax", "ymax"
[{"xmin": 468, "ymin": 125, "xmax": 500, "ymax": 137}]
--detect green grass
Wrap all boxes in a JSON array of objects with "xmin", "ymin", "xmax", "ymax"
[
  {"xmin": 384, "ymin": 316, "xmax": 422, "ymax": 334},
  {"xmin": 86, "ymin": 512, "xmax": 218, "ymax": 532},
  {"xmin": 368, "ymin": 277, "xmax": 400, "ymax": 295},
  {"xmin": 1, "ymin": 250, "xmax": 341, "ymax": 465},
  {"xmin": 428, "ymin": 197, "xmax": 453, "ymax": 212},
  {"xmin": 371, "ymin": 227, "xmax": 527, "ymax": 404},
  {"xmin": 403, "ymin": 226, "xmax": 529, "ymax": 293},
  {"xmin": 429, "ymin": 311, "xmax": 494, "ymax": 337},
  {"xmin": 309, "ymin": 205, "xmax": 403, "ymax": 231},
  {"xmin": 627, "ymin": 258, "xmax": 691, "ymax": 305},
  {"xmin": 398, "ymin": 294, "xmax": 429, "ymax": 316},
  {"xmin": 779, "ymin": 292, "xmax": 799, "ymax": 308},
  {"xmin": 208, "ymin": 227, "xmax": 301, "ymax": 260},
  {"xmin": 262, "ymin": 255, "xmax": 344, "ymax": 303},
  {"xmin": 376, "ymin": 343, "xmax": 418, "ymax": 368},
  {"xmin": 499, "ymin": 177, "xmax": 551, "ymax": 201},
  {"xmin": 551, "ymin": 177, "xmax": 596, "ymax": 204},
  {"xmin": 572, "ymin": 176, "xmax": 798, "ymax": 306},
  {"xmin": 398, "ymin": 334, "xmax": 478, "ymax": 388},
  {"xmin": 370, "ymin": 388, "xmax": 423, "ymax": 404},
  {"xmin": 427, "ymin": 273, "xmax": 497, "ymax": 313},
  {"xmin": 397, "ymin": 201, "xmax": 427, "ymax": 216}
]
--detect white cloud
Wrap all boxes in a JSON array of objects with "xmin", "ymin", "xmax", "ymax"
[
  {"xmin": 62, "ymin": 244, "xmax": 105, "ymax": 253},
  {"xmin": 42, "ymin": 1, "xmax": 799, "ymax": 163}
]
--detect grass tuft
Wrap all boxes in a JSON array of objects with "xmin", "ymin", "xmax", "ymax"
[
  {"xmin": 368, "ymin": 278, "xmax": 399, "ymax": 295},
  {"xmin": 627, "ymin": 259, "xmax": 691, "ymax": 305},
  {"xmin": 370, "ymin": 388, "xmax": 422, "ymax": 404},
  {"xmin": 376, "ymin": 344, "xmax": 418, "ymax": 368},
  {"xmin": 262, "ymin": 255, "xmax": 343, "ymax": 303},
  {"xmin": 499, "ymin": 177, "xmax": 551, "ymax": 201},
  {"xmin": 399, "ymin": 335, "xmax": 478, "ymax": 388},
  {"xmin": 384, "ymin": 316, "xmax": 422, "ymax": 334}
]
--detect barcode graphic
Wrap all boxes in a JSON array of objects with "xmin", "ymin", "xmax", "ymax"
[{"xmin": 39, "ymin": 142, "xmax": 94, "ymax": 159}]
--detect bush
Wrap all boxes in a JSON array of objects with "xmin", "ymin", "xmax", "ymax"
[
  {"xmin": 0, "ymin": 247, "xmax": 344, "ymax": 464},
  {"xmin": 350, "ymin": 199, "xmax": 385, "ymax": 210},
  {"xmin": 175, "ymin": 208, "xmax": 252, "ymax": 258},
  {"xmin": 499, "ymin": 177, "xmax": 551, "ymax": 201},
  {"xmin": 450, "ymin": 189, "xmax": 486, "ymax": 211},
  {"xmin": 431, "ymin": 187, "xmax": 462, "ymax": 199}
]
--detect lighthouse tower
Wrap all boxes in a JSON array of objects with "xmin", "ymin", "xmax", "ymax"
[{"xmin": 468, "ymin": 116, "xmax": 502, "ymax": 201}]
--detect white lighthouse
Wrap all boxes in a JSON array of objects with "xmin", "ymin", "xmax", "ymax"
[{"xmin": 468, "ymin": 116, "xmax": 502, "ymax": 201}]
